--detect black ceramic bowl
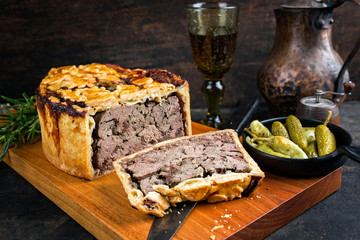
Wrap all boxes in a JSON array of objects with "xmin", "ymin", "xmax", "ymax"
[{"xmin": 242, "ymin": 117, "xmax": 360, "ymax": 177}]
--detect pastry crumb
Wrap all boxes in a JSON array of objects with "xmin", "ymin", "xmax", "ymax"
[{"xmin": 210, "ymin": 225, "xmax": 224, "ymax": 232}]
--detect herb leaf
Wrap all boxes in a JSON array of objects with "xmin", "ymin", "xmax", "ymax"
[{"xmin": 0, "ymin": 93, "xmax": 40, "ymax": 162}]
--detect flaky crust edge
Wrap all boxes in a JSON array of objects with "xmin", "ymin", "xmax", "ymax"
[
  {"xmin": 113, "ymin": 129, "xmax": 265, "ymax": 217},
  {"xmin": 36, "ymin": 80, "xmax": 192, "ymax": 181}
]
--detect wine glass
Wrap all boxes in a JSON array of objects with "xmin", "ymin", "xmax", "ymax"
[{"xmin": 186, "ymin": 2, "xmax": 239, "ymax": 129}]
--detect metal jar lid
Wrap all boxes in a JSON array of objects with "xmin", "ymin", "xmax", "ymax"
[{"xmin": 300, "ymin": 96, "xmax": 336, "ymax": 108}]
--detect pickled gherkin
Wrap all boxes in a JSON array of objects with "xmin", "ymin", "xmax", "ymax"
[
  {"xmin": 271, "ymin": 121, "xmax": 290, "ymax": 139},
  {"xmin": 304, "ymin": 141, "xmax": 318, "ymax": 158},
  {"xmin": 246, "ymin": 136, "xmax": 290, "ymax": 158},
  {"xmin": 250, "ymin": 120, "xmax": 272, "ymax": 137},
  {"xmin": 252, "ymin": 136, "xmax": 308, "ymax": 159},
  {"xmin": 245, "ymin": 114, "xmax": 337, "ymax": 159},
  {"xmin": 315, "ymin": 111, "xmax": 336, "ymax": 156},
  {"xmin": 286, "ymin": 115, "xmax": 308, "ymax": 150},
  {"xmin": 316, "ymin": 126, "xmax": 336, "ymax": 156}
]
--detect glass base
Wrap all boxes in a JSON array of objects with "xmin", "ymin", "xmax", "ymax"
[{"xmin": 198, "ymin": 115, "xmax": 228, "ymax": 130}]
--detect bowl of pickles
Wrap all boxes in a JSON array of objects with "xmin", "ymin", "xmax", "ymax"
[{"xmin": 242, "ymin": 112, "xmax": 360, "ymax": 177}]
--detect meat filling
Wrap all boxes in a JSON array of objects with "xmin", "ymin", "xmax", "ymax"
[
  {"xmin": 91, "ymin": 95, "xmax": 185, "ymax": 174},
  {"xmin": 121, "ymin": 131, "xmax": 250, "ymax": 194}
]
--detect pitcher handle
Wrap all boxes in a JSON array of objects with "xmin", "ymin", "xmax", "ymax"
[
  {"xmin": 329, "ymin": 0, "xmax": 360, "ymax": 8},
  {"xmin": 334, "ymin": 34, "xmax": 360, "ymax": 105},
  {"xmin": 331, "ymin": 0, "xmax": 360, "ymax": 105}
]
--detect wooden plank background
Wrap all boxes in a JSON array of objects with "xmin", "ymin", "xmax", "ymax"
[{"xmin": 1, "ymin": 0, "xmax": 360, "ymax": 106}]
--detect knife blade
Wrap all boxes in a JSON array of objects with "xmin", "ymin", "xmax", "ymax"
[{"xmin": 147, "ymin": 201, "xmax": 197, "ymax": 240}]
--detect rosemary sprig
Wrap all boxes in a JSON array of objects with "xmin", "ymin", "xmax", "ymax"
[{"xmin": 0, "ymin": 93, "xmax": 40, "ymax": 162}]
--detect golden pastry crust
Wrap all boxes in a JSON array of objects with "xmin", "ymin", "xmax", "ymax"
[
  {"xmin": 113, "ymin": 129, "xmax": 265, "ymax": 217},
  {"xmin": 36, "ymin": 63, "xmax": 192, "ymax": 180}
]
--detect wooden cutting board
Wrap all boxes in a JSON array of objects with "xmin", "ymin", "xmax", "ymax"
[{"xmin": 3, "ymin": 122, "xmax": 341, "ymax": 240}]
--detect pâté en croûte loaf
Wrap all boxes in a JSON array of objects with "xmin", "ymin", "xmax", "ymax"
[
  {"xmin": 36, "ymin": 63, "xmax": 192, "ymax": 180},
  {"xmin": 113, "ymin": 129, "xmax": 265, "ymax": 217}
]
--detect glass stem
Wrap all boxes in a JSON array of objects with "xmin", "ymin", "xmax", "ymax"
[{"xmin": 202, "ymin": 78, "xmax": 225, "ymax": 124}]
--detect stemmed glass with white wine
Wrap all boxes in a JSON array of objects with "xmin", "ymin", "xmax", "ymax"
[{"xmin": 186, "ymin": 2, "xmax": 239, "ymax": 129}]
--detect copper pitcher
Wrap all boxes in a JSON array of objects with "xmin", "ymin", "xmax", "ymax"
[{"xmin": 257, "ymin": 0, "xmax": 360, "ymax": 116}]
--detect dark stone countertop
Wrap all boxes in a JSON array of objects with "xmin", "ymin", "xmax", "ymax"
[{"xmin": 1, "ymin": 101, "xmax": 359, "ymax": 240}]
